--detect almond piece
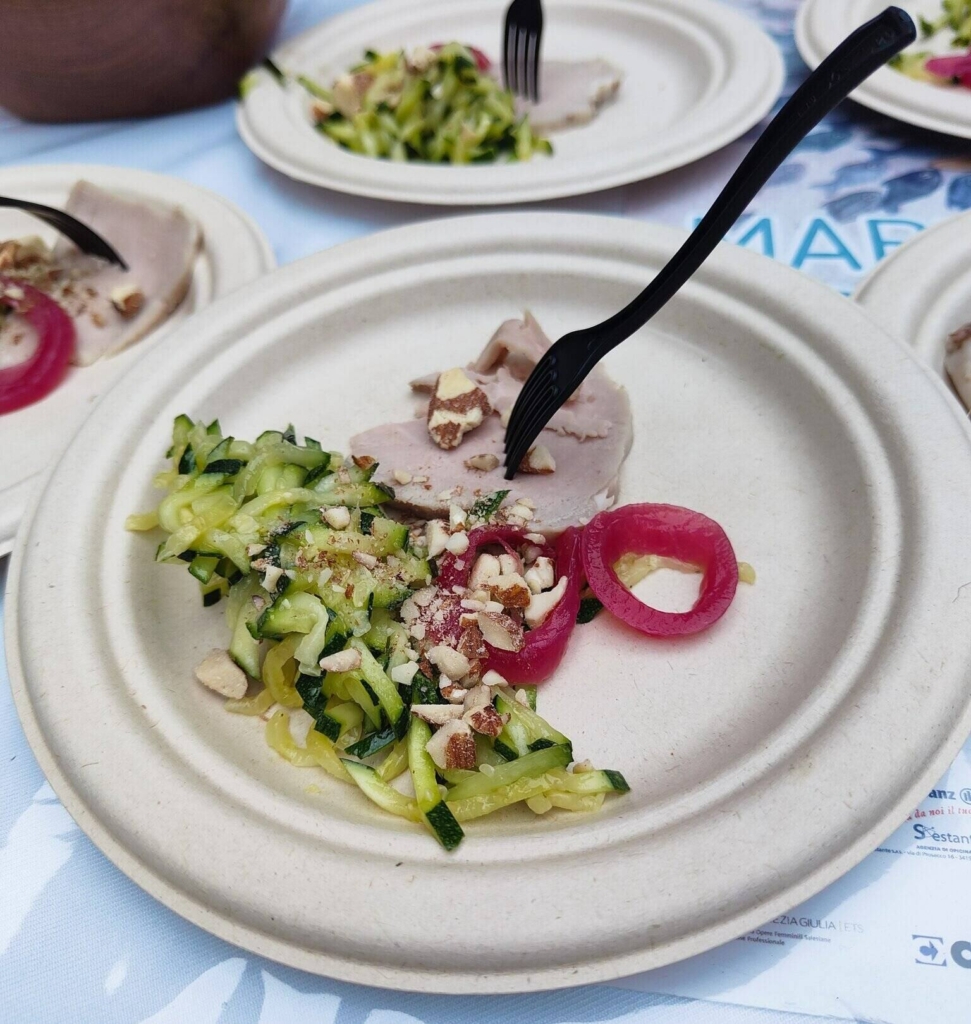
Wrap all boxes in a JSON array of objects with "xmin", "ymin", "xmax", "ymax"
[
  {"xmin": 464, "ymin": 453, "xmax": 500, "ymax": 472},
  {"xmin": 524, "ymin": 556, "xmax": 555, "ymax": 594},
  {"xmin": 524, "ymin": 576, "xmax": 568, "ymax": 628},
  {"xmin": 425, "ymin": 719, "xmax": 476, "ymax": 770},
  {"xmin": 476, "ymin": 610, "xmax": 525, "ymax": 652},
  {"xmin": 110, "ymin": 283, "xmax": 144, "ymax": 319},
  {"xmin": 319, "ymin": 648, "xmax": 362, "ymax": 673},
  {"xmin": 426, "ymin": 368, "xmax": 491, "ymax": 450},
  {"xmin": 464, "ymin": 703, "xmax": 507, "ymax": 738},
  {"xmin": 519, "ymin": 444, "xmax": 556, "ymax": 474},
  {"xmin": 487, "ymin": 573, "xmax": 532, "ymax": 609},
  {"xmin": 194, "ymin": 649, "xmax": 247, "ymax": 698},
  {"xmin": 427, "ymin": 645, "xmax": 471, "ymax": 681},
  {"xmin": 469, "ymin": 552, "xmax": 502, "ymax": 590},
  {"xmin": 411, "ymin": 704, "xmax": 465, "ymax": 726}
]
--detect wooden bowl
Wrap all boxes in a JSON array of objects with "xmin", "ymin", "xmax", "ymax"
[{"xmin": 0, "ymin": 0, "xmax": 289, "ymax": 122}]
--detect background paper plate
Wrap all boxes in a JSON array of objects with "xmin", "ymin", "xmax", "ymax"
[
  {"xmin": 0, "ymin": 164, "xmax": 275, "ymax": 557},
  {"xmin": 237, "ymin": 0, "xmax": 783, "ymax": 204},
  {"xmin": 854, "ymin": 208, "xmax": 971, "ymax": 384},
  {"xmin": 8, "ymin": 213, "xmax": 971, "ymax": 993},
  {"xmin": 796, "ymin": 0, "xmax": 971, "ymax": 139}
]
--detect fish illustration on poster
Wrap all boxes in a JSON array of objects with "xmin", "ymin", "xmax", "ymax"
[{"xmin": 948, "ymin": 173, "xmax": 971, "ymax": 210}]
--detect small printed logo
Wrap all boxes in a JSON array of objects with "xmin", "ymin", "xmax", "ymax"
[
  {"xmin": 961, "ymin": 787, "xmax": 971, "ymax": 806},
  {"xmin": 914, "ymin": 935, "xmax": 946, "ymax": 967}
]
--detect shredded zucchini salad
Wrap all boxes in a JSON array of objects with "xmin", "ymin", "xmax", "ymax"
[
  {"xmin": 297, "ymin": 43, "xmax": 551, "ymax": 164},
  {"xmin": 128, "ymin": 417, "xmax": 628, "ymax": 850}
]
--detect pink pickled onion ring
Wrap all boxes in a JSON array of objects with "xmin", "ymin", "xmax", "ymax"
[
  {"xmin": 432, "ymin": 523, "xmax": 578, "ymax": 681},
  {"xmin": 582, "ymin": 504, "xmax": 738, "ymax": 637},
  {"xmin": 0, "ymin": 277, "xmax": 75, "ymax": 415},
  {"xmin": 427, "ymin": 524, "xmax": 554, "ymax": 648},
  {"xmin": 925, "ymin": 51, "xmax": 971, "ymax": 88},
  {"xmin": 485, "ymin": 527, "xmax": 583, "ymax": 683}
]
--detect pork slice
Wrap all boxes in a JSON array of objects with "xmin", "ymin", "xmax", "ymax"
[
  {"xmin": 945, "ymin": 322, "xmax": 971, "ymax": 410},
  {"xmin": 53, "ymin": 181, "xmax": 202, "ymax": 365},
  {"xmin": 410, "ymin": 312, "xmax": 618, "ymax": 439},
  {"xmin": 518, "ymin": 59, "xmax": 623, "ymax": 134},
  {"xmin": 350, "ymin": 414, "xmax": 625, "ymax": 536},
  {"xmin": 352, "ymin": 312, "xmax": 632, "ymax": 535}
]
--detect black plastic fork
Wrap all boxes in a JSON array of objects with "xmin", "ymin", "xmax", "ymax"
[
  {"xmin": 503, "ymin": 0, "xmax": 543, "ymax": 101},
  {"xmin": 502, "ymin": 6, "xmax": 916, "ymax": 478},
  {"xmin": 0, "ymin": 196, "xmax": 127, "ymax": 270}
]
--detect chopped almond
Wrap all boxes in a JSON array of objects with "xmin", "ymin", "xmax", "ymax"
[
  {"xmin": 464, "ymin": 453, "xmax": 500, "ymax": 472},
  {"xmin": 411, "ymin": 704, "xmax": 465, "ymax": 726},
  {"xmin": 487, "ymin": 573, "xmax": 531, "ymax": 609},
  {"xmin": 427, "ymin": 645, "xmax": 471, "ymax": 681},
  {"xmin": 476, "ymin": 610, "xmax": 525, "ymax": 652},
  {"xmin": 525, "ymin": 576, "xmax": 568, "ymax": 628},
  {"xmin": 195, "ymin": 649, "xmax": 247, "ymax": 699},
  {"xmin": 110, "ymin": 283, "xmax": 144, "ymax": 319},
  {"xmin": 352, "ymin": 454, "xmax": 376, "ymax": 470},
  {"xmin": 425, "ymin": 719, "xmax": 476, "ymax": 770},
  {"xmin": 519, "ymin": 444, "xmax": 556, "ymax": 474},
  {"xmin": 469, "ymin": 552, "xmax": 501, "ymax": 590},
  {"xmin": 426, "ymin": 368, "xmax": 491, "ymax": 450},
  {"xmin": 319, "ymin": 648, "xmax": 362, "ymax": 673},
  {"xmin": 464, "ymin": 703, "xmax": 507, "ymax": 738}
]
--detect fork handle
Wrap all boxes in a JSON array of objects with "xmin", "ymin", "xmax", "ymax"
[{"xmin": 585, "ymin": 6, "xmax": 915, "ymax": 358}]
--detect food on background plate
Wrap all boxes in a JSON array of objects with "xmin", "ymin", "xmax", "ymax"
[
  {"xmin": 291, "ymin": 43, "xmax": 621, "ymax": 164},
  {"xmin": 524, "ymin": 58, "xmax": 623, "ymax": 133},
  {"xmin": 890, "ymin": 0, "xmax": 971, "ymax": 88},
  {"xmin": 129, "ymin": 313, "xmax": 752, "ymax": 849},
  {"xmin": 351, "ymin": 313, "xmax": 633, "ymax": 534},
  {"xmin": 944, "ymin": 320, "xmax": 971, "ymax": 407},
  {"xmin": 0, "ymin": 181, "xmax": 201, "ymax": 413}
]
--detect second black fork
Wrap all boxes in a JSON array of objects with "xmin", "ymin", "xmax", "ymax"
[{"xmin": 503, "ymin": 0, "xmax": 543, "ymax": 102}]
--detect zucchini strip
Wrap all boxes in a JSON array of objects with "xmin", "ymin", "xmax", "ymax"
[
  {"xmin": 407, "ymin": 717, "xmax": 464, "ymax": 850},
  {"xmin": 343, "ymin": 759, "xmax": 421, "ymax": 821},
  {"xmin": 444, "ymin": 744, "xmax": 572, "ymax": 803}
]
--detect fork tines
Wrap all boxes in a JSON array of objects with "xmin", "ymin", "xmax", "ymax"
[{"xmin": 503, "ymin": 0, "xmax": 543, "ymax": 102}]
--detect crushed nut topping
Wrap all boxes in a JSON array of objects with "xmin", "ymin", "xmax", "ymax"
[
  {"xmin": 519, "ymin": 444, "xmax": 556, "ymax": 474},
  {"xmin": 486, "ymin": 572, "xmax": 531, "ymax": 609},
  {"xmin": 426, "ymin": 519, "xmax": 449, "ymax": 558},
  {"xmin": 110, "ymin": 283, "xmax": 144, "ymax": 319},
  {"xmin": 445, "ymin": 531, "xmax": 469, "ymax": 556},
  {"xmin": 464, "ymin": 702, "xmax": 507, "ymax": 737},
  {"xmin": 411, "ymin": 703, "xmax": 464, "ymax": 726},
  {"xmin": 476, "ymin": 610, "xmax": 525, "ymax": 652},
  {"xmin": 194, "ymin": 648, "xmax": 247, "ymax": 699},
  {"xmin": 464, "ymin": 453, "xmax": 500, "ymax": 472},
  {"xmin": 425, "ymin": 719, "xmax": 476, "ymax": 770},
  {"xmin": 525, "ymin": 576, "xmax": 568, "ymax": 628},
  {"xmin": 426, "ymin": 368, "xmax": 491, "ymax": 450},
  {"xmin": 319, "ymin": 648, "xmax": 362, "ymax": 673},
  {"xmin": 322, "ymin": 506, "xmax": 351, "ymax": 529},
  {"xmin": 427, "ymin": 644, "xmax": 471, "ymax": 681}
]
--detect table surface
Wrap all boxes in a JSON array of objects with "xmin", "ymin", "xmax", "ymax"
[{"xmin": 3, "ymin": 1, "xmax": 969, "ymax": 1021}]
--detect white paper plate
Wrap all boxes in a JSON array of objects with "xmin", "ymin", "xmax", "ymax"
[
  {"xmin": 237, "ymin": 0, "xmax": 783, "ymax": 204},
  {"xmin": 8, "ymin": 213, "xmax": 971, "ymax": 993},
  {"xmin": 0, "ymin": 165, "xmax": 275, "ymax": 558},
  {"xmin": 854, "ymin": 209, "xmax": 971, "ymax": 390},
  {"xmin": 796, "ymin": 0, "xmax": 971, "ymax": 139}
]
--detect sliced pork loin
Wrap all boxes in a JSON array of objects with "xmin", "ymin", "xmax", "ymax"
[
  {"xmin": 350, "ymin": 313, "xmax": 633, "ymax": 536},
  {"xmin": 518, "ymin": 59, "xmax": 622, "ymax": 134},
  {"xmin": 57, "ymin": 181, "xmax": 201, "ymax": 365},
  {"xmin": 0, "ymin": 180, "xmax": 201, "ymax": 368},
  {"xmin": 945, "ymin": 322, "xmax": 971, "ymax": 410}
]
